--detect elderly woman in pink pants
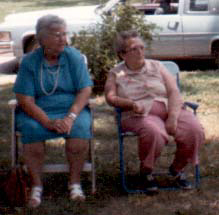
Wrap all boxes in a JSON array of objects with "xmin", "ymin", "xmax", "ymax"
[{"xmin": 104, "ymin": 30, "xmax": 205, "ymax": 191}]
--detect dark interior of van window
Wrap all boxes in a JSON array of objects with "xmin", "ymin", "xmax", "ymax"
[{"xmin": 135, "ymin": 3, "xmax": 178, "ymax": 15}]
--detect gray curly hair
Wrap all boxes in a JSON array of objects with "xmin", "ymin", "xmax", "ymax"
[
  {"xmin": 114, "ymin": 30, "xmax": 141, "ymax": 56},
  {"xmin": 36, "ymin": 14, "xmax": 67, "ymax": 45}
]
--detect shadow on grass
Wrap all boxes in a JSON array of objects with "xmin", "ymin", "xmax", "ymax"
[
  {"xmin": 183, "ymin": 71, "xmax": 219, "ymax": 78},
  {"xmin": 175, "ymin": 59, "xmax": 217, "ymax": 71},
  {"xmin": 0, "ymin": 170, "xmax": 125, "ymax": 215},
  {"xmin": 0, "ymin": 85, "xmax": 14, "ymax": 170}
]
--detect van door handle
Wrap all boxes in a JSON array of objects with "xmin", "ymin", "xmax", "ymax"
[{"xmin": 168, "ymin": 21, "xmax": 179, "ymax": 31}]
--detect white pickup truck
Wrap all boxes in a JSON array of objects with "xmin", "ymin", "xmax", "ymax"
[{"xmin": 0, "ymin": 0, "xmax": 219, "ymax": 65}]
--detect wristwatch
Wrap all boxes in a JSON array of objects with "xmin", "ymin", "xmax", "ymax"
[{"xmin": 67, "ymin": 112, "xmax": 77, "ymax": 120}]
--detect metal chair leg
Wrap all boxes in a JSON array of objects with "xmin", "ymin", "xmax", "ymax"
[{"xmin": 195, "ymin": 164, "xmax": 201, "ymax": 189}]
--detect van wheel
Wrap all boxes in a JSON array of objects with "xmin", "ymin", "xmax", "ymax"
[{"xmin": 24, "ymin": 38, "xmax": 39, "ymax": 53}]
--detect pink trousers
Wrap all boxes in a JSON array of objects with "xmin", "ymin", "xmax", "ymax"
[{"xmin": 121, "ymin": 101, "xmax": 205, "ymax": 173}]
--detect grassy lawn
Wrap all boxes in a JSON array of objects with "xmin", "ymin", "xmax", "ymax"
[
  {"xmin": 1, "ymin": 0, "xmax": 219, "ymax": 214},
  {"xmin": 180, "ymin": 70, "xmax": 219, "ymax": 142},
  {"xmin": 0, "ymin": 69, "xmax": 219, "ymax": 214},
  {"xmin": 0, "ymin": 0, "xmax": 105, "ymax": 22},
  {"xmin": 0, "ymin": 0, "xmax": 156, "ymax": 22}
]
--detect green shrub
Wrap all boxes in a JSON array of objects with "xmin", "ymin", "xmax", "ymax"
[{"xmin": 72, "ymin": 3, "xmax": 156, "ymax": 95}]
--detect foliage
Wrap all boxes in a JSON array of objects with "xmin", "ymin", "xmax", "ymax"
[{"xmin": 72, "ymin": 3, "xmax": 156, "ymax": 94}]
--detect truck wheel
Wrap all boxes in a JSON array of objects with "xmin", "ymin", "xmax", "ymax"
[
  {"xmin": 215, "ymin": 54, "xmax": 219, "ymax": 69},
  {"xmin": 212, "ymin": 43, "xmax": 219, "ymax": 68},
  {"xmin": 24, "ymin": 38, "xmax": 39, "ymax": 53}
]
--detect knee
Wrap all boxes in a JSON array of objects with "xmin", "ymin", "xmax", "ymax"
[
  {"xmin": 179, "ymin": 111, "xmax": 205, "ymax": 142},
  {"xmin": 187, "ymin": 122, "xmax": 205, "ymax": 143},
  {"xmin": 23, "ymin": 144, "xmax": 44, "ymax": 157},
  {"xmin": 66, "ymin": 139, "xmax": 88, "ymax": 154},
  {"xmin": 138, "ymin": 123, "xmax": 164, "ymax": 140},
  {"xmin": 176, "ymin": 125, "xmax": 205, "ymax": 149}
]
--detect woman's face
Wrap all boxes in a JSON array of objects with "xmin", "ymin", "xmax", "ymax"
[
  {"xmin": 121, "ymin": 37, "xmax": 145, "ymax": 70},
  {"xmin": 42, "ymin": 24, "xmax": 68, "ymax": 55}
]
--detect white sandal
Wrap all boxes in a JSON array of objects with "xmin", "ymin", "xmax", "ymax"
[
  {"xmin": 28, "ymin": 186, "xmax": 43, "ymax": 208},
  {"xmin": 69, "ymin": 184, "xmax": 85, "ymax": 201}
]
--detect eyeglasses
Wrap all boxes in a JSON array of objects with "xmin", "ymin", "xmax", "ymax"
[
  {"xmin": 49, "ymin": 31, "xmax": 69, "ymax": 40},
  {"xmin": 125, "ymin": 45, "xmax": 145, "ymax": 54}
]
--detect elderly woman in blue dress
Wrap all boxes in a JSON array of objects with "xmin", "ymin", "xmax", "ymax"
[{"xmin": 13, "ymin": 14, "xmax": 93, "ymax": 208}]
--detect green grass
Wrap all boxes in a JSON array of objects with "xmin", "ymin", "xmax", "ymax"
[
  {"xmin": 181, "ymin": 70, "xmax": 219, "ymax": 112},
  {"xmin": 181, "ymin": 71, "xmax": 219, "ymax": 142}
]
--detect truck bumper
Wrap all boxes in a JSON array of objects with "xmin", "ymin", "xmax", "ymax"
[{"xmin": 0, "ymin": 41, "xmax": 14, "ymax": 52}]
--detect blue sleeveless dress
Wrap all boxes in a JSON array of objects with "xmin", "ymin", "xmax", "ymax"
[{"xmin": 13, "ymin": 46, "xmax": 93, "ymax": 144}]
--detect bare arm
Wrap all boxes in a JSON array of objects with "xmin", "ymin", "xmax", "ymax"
[
  {"xmin": 67, "ymin": 86, "xmax": 92, "ymax": 115},
  {"xmin": 160, "ymin": 68, "xmax": 183, "ymax": 135},
  {"xmin": 16, "ymin": 93, "xmax": 53, "ymax": 129},
  {"xmin": 104, "ymin": 72, "xmax": 134, "ymax": 110},
  {"xmin": 62, "ymin": 86, "xmax": 92, "ymax": 134}
]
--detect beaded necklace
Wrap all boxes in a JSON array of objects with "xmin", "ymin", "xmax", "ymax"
[{"xmin": 40, "ymin": 62, "xmax": 60, "ymax": 96}]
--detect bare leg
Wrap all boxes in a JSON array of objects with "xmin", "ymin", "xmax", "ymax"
[
  {"xmin": 65, "ymin": 138, "xmax": 88, "ymax": 184},
  {"xmin": 23, "ymin": 142, "xmax": 44, "ymax": 208},
  {"xmin": 23, "ymin": 142, "xmax": 45, "ymax": 186}
]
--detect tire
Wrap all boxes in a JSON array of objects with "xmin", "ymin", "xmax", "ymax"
[
  {"xmin": 214, "ymin": 54, "xmax": 219, "ymax": 69},
  {"xmin": 212, "ymin": 42, "xmax": 219, "ymax": 69},
  {"xmin": 24, "ymin": 38, "xmax": 39, "ymax": 53}
]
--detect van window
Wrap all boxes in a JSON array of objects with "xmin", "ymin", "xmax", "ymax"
[
  {"xmin": 189, "ymin": 0, "xmax": 209, "ymax": 11},
  {"xmin": 211, "ymin": 0, "xmax": 219, "ymax": 13}
]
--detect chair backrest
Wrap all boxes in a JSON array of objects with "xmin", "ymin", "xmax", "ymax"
[
  {"xmin": 117, "ymin": 60, "xmax": 180, "ymax": 88},
  {"xmin": 82, "ymin": 54, "xmax": 88, "ymax": 66},
  {"xmin": 161, "ymin": 61, "xmax": 180, "ymax": 89}
]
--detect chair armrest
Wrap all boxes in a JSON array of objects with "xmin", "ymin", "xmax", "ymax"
[
  {"xmin": 88, "ymin": 96, "xmax": 105, "ymax": 108},
  {"xmin": 8, "ymin": 97, "xmax": 103, "ymax": 111},
  {"xmin": 88, "ymin": 98, "xmax": 97, "ymax": 108},
  {"xmin": 8, "ymin": 99, "xmax": 17, "ymax": 110},
  {"xmin": 184, "ymin": 101, "xmax": 199, "ymax": 114},
  {"xmin": 9, "ymin": 99, "xmax": 96, "ymax": 108}
]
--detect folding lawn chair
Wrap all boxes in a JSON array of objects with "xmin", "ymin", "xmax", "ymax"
[{"xmin": 115, "ymin": 61, "xmax": 200, "ymax": 194}]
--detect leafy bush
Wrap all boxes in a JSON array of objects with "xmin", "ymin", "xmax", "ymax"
[{"xmin": 72, "ymin": 3, "xmax": 156, "ymax": 95}]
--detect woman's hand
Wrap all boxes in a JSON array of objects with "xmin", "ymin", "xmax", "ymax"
[
  {"xmin": 53, "ymin": 118, "xmax": 74, "ymax": 134},
  {"xmin": 44, "ymin": 118, "xmax": 74, "ymax": 134},
  {"xmin": 165, "ymin": 116, "xmax": 178, "ymax": 136},
  {"xmin": 132, "ymin": 102, "xmax": 145, "ymax": 114},
  {"xmin": 63, "ymin": 117, "xmax": 74, "ymax": 134},
  {"xmin": 42, "ymin": 119, "xmax": 58, "ymax": 131}
]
